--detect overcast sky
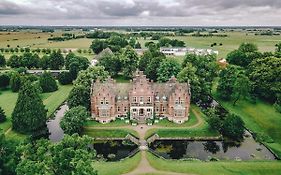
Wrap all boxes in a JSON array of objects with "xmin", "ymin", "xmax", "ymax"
[{"xmin": 1, "ymin": 0, "xmax": 281, "ymax": 26}]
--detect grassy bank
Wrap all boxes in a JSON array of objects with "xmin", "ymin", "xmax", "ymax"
[
  {"xmin": 147, "ymin": 152, "xmax": 281, "ymax": 175},
  {"xmin": 93, "ymin": 152, "xmax": 141, "ymax": 175},
  {"xmin": 84, "ymin": 128, "xmax": 139, "ymax": 138}
]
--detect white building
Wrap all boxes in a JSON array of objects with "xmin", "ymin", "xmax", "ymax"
[{"xmin": 160, "ymin": 47, "xmax": 218, "ymax": 56}]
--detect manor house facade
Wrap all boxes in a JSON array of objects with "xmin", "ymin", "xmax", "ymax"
[{"xmin": 90, "ymin": 71, "xmax": 191, "ymax": 124}]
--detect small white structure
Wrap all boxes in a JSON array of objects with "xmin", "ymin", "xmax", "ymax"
[
  {"xmin": 91, "ymin": 59, "xmax": 98, "ymax": 67},
  {"xmin": 160, "ymin": 47, "xmax": 218, "ymax": 56}
]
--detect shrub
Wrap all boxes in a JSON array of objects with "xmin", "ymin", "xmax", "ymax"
[
  {"xmin": 0, "ymin": 107, "xmax": 6, "ymax": 123},
  {"xmin": 0, "ymin": 74, "xmax": 10, "ymax": 89},
  {"xmin": 58, "ymin": 72, "xmax": 73, "ymax": 85},
  {"xmin": 39, "ymin": 72, "xmax": 58, "ymax": 93}
]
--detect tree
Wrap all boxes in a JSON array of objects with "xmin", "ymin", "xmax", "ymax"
[
  {"xmin": 0, "ymin": 54, "xmax": 5, "ymax": 67},
  {"xmin": 0, "ymin": 106, "xmax": 6, "ymax": 123},
  {"xmin": 39, "ymin": 55, "xmax": 50, "ymax": 69},
  {"xmin": 39, "ymin": 72, "xmax": 58, "ymax": 93},
  {"xmin": 276, "ymin": 42, "xmax": 281, "ymax": 53},
  {"xmin": 232, "ymin": 74, "xmax": 250, "ymax": 105},
  {"xmin": 159, "ymin": 38, "xmax": 171, "ymax": 47},
  {"xmin": 68, "ymin": 85, "xmax": 90, "ymax": 109},
  {"xmin": 226, "ymin": 43, "xmax": 262, "ymax": 67},
  {"xmin": 10, "ymin": 72, "xmax": 22, "ymax": 92},
  {"xmin": 145, "ymin": 56, "xmax": 166, "ymax": 81},
  {"xmin": 7, "ymin": 55, "xmax": 22, "ymax": 68},
  {"xmin": 74, "ymin": 66, "xmax": 109, "ymax": 89},
  {"xmin": 0, "ymin": 73, "xmax": 10, "ymax": 89},
  {"xmin": 21, "ymin": 52, "xmax": 39, "ymax": 69},
  {"xmin": 135, "ymin": 42, "xmax": 141, "ymax": 49},
  {"xmin": 90, "ymin": 39, "xmax": 108, "ymax": 54},
  {"xmin": 206, "ymin": 108, "xmax": 223, "ymax": 131},
  {"xmin": 177, "ymin": 63, "xmax": 201, "ymax": 100},
  {"xmin": 274, "ymin": 94, "xmax": 281, "ymax": 113},
  {"xmin": 182, "ymin": 53, "xmax": 218, "ymax": 104},
  {"xmin": 157, "ymin": 59, "xmax": 181, "ymax": 82},
  {"xmin": 49, "ymin": 50, "xmax": 64, "ymax": 70},
  {"xmin": 58, "ymin": 72, "xmax": 73, "ymax": 85},
  {"xmin": 248, "ymin": 56, "xmax": 281, "ymax": 102},
  {"xmin": 12, "ymin": 81, "xmax": 47, "ymax": 133},
  {"xmin": 60, "ymin": 106, "xmax": 89, "ymax": 134},
  {"xmin": 222, "ymin": 114, "xmax": 245, "ymax": 140},
  {"xmin": 16, "ymin": 134, "xmax": 97, "ymax": 175},
  {"xmin": 122, "ymin": 46, "xmax": 139, "ymax": 78},
  {"xmin": 217, "ymin": 65, "xmax": 241, "ymax": 100},
  {"xmin": 98, "ymin": 51, "xmax": 122, "ymax": 76}
]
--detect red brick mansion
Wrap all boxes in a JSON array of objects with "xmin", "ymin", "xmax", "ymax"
[{"xmin": 90, "ymin": 71, "xmax": 191, "ymax": 124}]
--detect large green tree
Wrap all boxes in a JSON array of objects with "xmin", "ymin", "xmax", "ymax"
[
  {"xmin": 67, "ymin": 85, "xmax": 90, "ymax": 110},
  {"xmin": 222, "ymin": 114, "xmax": 245, "ymax": 140},
  {"xmin": 10, "ymin": 72, "xmax": 22, "ymax": 92},
  {"xmin": 98, "ymin": 51, "xmax": 122, "ymax": 76},
  {"xmin": 182, "ymin": 53, "xmax": 218, "ymax": 103},
  {"xmin": 0, "ymin": 73, "xmax": 10, "ymax": 89},
  {"xmin": 217, "ymin": 65, "xmax": 242, "ymax": 100},
  {"xmin": 90, "ymin": 39, "xmax": 108, "ymax": 54},
  {"xmin": 16, "ymin": 134, "xmax": 97, "ymax": 175},
  {"xmin": 122, "ymin": 46, "xmax": 139, "ymax": 78},
  {"xmin": 39, "ymin": 72, "xmax": 58, "ymax": 93},
  {"xmin": 12, "ymin": 81, "xmax": 47, "ymax": 133},
  {"xmin": 157, "ymin": 59, "xmax": 181, "ymax": 82},
  {"xmin": 226, "ymin": 43, "xmax": 262, "ymax": 67},
  {"xmin": 74, "ymin": 66, "xmax": 109, "ymax": 89},
  {"xmin": 248, "ymin": 56, "xmax": 281, "ymax": 102},
  {"xmin": 60, "ymin": 106, "xmax": 89, "ymax": 135},
  {"xmin": 49, "ymin": 50, "xmax": 64, "ymax": 70},
  {"xmin": 0, "ymin": 54, "xmax": 6, "ymax": 67}
]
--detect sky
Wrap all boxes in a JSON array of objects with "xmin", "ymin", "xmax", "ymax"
[{"xmin": 0, "ymin": 0, "xmax": 281, "ymax": 26}]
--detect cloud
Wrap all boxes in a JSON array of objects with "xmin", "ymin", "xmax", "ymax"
[{"xmin": 0, "ymin": 0, "xmax": 281, "ymax": 25}]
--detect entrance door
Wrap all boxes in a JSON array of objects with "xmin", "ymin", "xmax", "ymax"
[{"xmin": 139, "ymin": 108, "xmax": 144, "ymax": 116}]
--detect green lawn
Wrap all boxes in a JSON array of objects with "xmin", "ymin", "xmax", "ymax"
[
  {"xmin": 84, "ymin": 128, "xmax": 139, "ymax": 138},
  {"xmin": 147, "ymin": 152, "xmax": 281, "ymax": 175},
  {"xmin": 216, "ymin": 97, "xmax": 281, "ymax": 157},
  {"xmin": 85, "ymin": 119, "xmax": 129, "ymax": 127},
  {"xmin": 93, "ymin": 152, "xmax": 141, "ymax": 175},
  {"xmin": 145, "ymin": 105, "xmax": 220, "ymax": 139},
  {"xmin": 0, "ymin": 84, "xmax": 73, "ymax": 137},
  {"xmin": 154, "ymin": 107, "xmax": 198, "ymax": 127}
]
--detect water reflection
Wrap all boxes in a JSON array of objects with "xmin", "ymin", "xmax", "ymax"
[
  {"xmin": 93, "ymin": 140, "xmax": 138, "ymax": 161},
  {"xmin": 150, "ymin": 131, "xmax": 276, "ymax": 161},
  {"xmin": 47, "ymin": 104, "xmax": 68, "ymax": 142}
]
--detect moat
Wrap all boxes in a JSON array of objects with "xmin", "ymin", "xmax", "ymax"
[{"xmin": 47, "ymin": 104, "xmax": 277, "ymax": 161}]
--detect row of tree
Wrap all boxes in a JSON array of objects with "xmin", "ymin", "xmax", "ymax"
[{"xmin": 217, "ymin": 43, "xmax": 281, "ymax": 112}]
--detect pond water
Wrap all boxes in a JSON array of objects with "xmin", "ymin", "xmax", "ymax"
[
  {"xmin": 93, "ymin": 140, "xmax": 138, "ymax": 161},
  {"xmin": 47, "ymin": 104, "xmax": 68, "ymax": 142},
  {"xmin": 149, "ymin": 131, "xmax": 276, "ymax": 161}
]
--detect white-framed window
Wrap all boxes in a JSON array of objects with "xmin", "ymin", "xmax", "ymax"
[
  {"xmin": 133, "ymin": 108, "xmax": 137, "ymax": 112},
  {"xmin": 147, "ymin": 96, "xmax": 151, "ymax": 103},
  {"xmin": 156, "ymin": 107, "xmax": 159, "ymax": 112},
  {"xmin": 100, "ymin": 100, "xmax": 104, "ymax": 105},
  {"xmin": 133, "ymin": 97, "xmax": 137, "ymax": 103},
  {"xmin": 117, "ymin": 106, "xmax": 120, "ymax": 112},
  {"xmin": 105, "ymin": 100, "xmax": 109, "ymax": 105},
  {"xmin": 162, "ymin": 106, "xmax": 166, "ymax": 112},
  {"xmin": 140, "ymin": 96, "xmax": 143, "ymax": 103},
  {"xmin": 124, "ymin": 106, "xmax": 127, "ymax": 112},
  {"xmin": 175, "ymin": 100, "xmax": 179, "ymax": 105},
  {"xmin": 147, "ymin": 108, "xmax": 151, "ymax": 112}
]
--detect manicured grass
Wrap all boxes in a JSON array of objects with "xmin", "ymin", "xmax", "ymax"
[
  {"xmin": 145, "ymin": 105, "xmax": 220, "ymax": 139},
  {"xmin": 217, "ymin": 97, "xmax": 281, "ymax": 157},
  {"xmin": 0, "ymin": 84, "xmax": 73, "ymax": 137},
  {"xmin": 84, "ymin": 128, "xmax": 139, "ymax": 138},
  {"xmin": 154, "ymin": 107, "xmax": 198, "ymax": 127},
  {"xmin": 147, "ymin": 152, "xmax": 281, "ymax": 175},
  {"xmin": 85, "ymin": 119, "xmax": 130, "ymax": 127},
  {"xmin": 93, "ymin": 152, "xmax": 141, "ymax": 175},
  {"xmin": 145, "ymin": 127, "xmax": 219, "ymax": 139}
]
